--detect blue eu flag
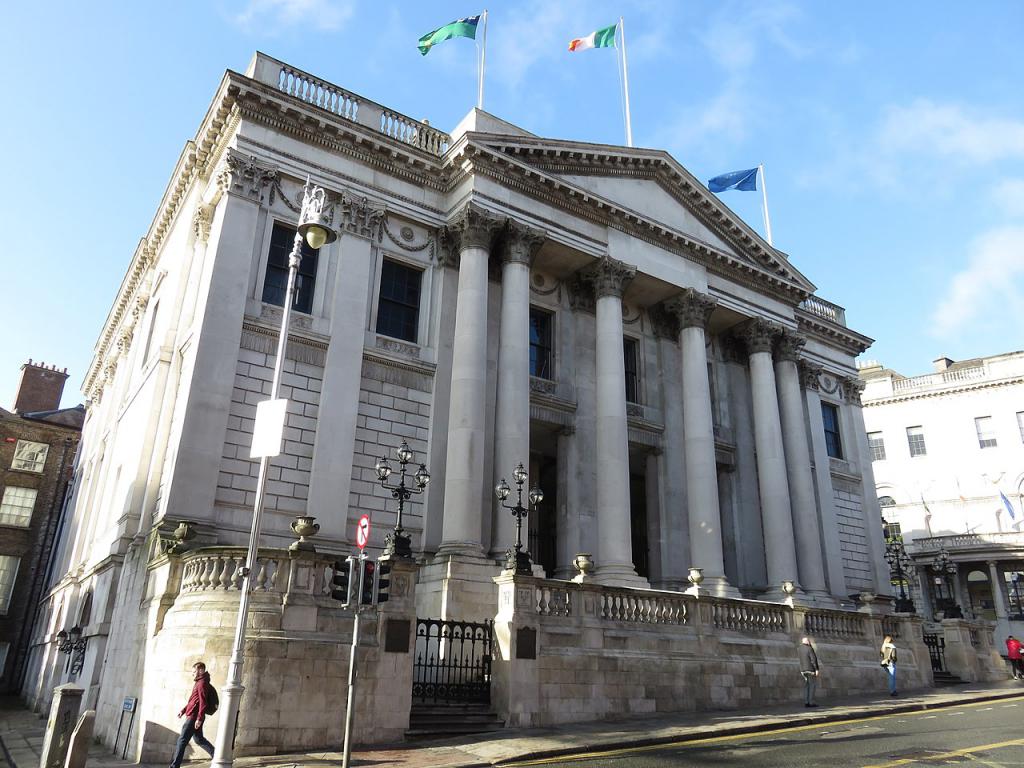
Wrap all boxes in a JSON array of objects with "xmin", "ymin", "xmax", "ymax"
[{"xmin": 708, "ymin": 168, "xmax": 759, "ymax": 193}]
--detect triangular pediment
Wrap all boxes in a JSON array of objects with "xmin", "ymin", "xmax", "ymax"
[{"xmin": 459, "ymin": 133, "xmax": 816, "ymax": 297}]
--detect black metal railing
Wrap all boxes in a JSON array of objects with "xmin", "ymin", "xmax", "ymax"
[
  {"xmin": 923, "ymin": 632, "xmax": 946, "ymax": 672},
  {"xmin": 413, "ymin": 618, "xmax": 492, "ymax": 705}
]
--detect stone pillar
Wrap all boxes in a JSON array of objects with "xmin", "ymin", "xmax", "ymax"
[
  {"xmin": 742, "ymin": 319, "xmax": 801, "ymax": 600},
  {"xmin": 988, "ymin": 561, "xmax": 1009, "ymax": 620},
  {"xmin": 554, "ymin": 427, "xmax": 582, "ymax": 579},
  {"xmin": 664, "ymin": 289, "xmax": 737, "ymax": 597},
  {"xmin": 774, "ymin": 332, "xmax": 828, "ymax": 600},
  {"xmin": 582, "ymin": 257, "xmax": 645, "ymax": 587},
  {"xmin": 491, "ymin": 222, "xmax": 545, "ymax": 559},
  {"xmin": 439, "ymin": 205, "xmax": 505, "ymax": 555},
  {"xmin": 40, "ymin": 683, "xmax": 83, "ymax": 768}
]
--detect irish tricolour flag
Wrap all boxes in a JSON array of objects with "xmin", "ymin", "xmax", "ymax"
[{"xmin": 568, "ymin": 23, "xmax": 616, "ymax": 52}]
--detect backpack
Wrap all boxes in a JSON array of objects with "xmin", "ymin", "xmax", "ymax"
[{"xmin": 206, "ymin": 683, "xmax": 219, "ymax": 715}]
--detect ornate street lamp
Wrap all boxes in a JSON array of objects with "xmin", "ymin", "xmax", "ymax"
[
  {"xmin": 495, "ymin": 462, "xmax": 543, "ymax": 575},
  {"xmin": 930, "ymin": 548, "xmax": 960, "ymax": 618},
  {"xmin": 883, "ymin": 530, "xmax": 916, "ymax": 614},
  {"xmin": 213, "ymin": 180, "xmax": 337, "ymax": 768},
  {"xmin": 1012, "ymin": 573, "xmax": 1024, "ymax": 619},
  {"xmin": 56, "ymin": 626, "xmax": 86, "ymax": 655},
  {"xmin": 375, "ymin": 440, "xmax": 430, "ymax": 559}
]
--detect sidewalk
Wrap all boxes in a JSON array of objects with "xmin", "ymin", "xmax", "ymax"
[{"xmin": 3, "ymin": 683, "xmax": 1023, "ymax": 768}]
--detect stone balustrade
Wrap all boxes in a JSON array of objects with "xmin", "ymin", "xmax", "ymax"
[
  {"xmin": 910, "ymin": 531, "xmax": 1024, "ymax": 555},
  {"xmin": 891, "ymin": 364, "xmax": 985, "ymax": 394},
  {"xmin": 799, "ymin": 295, "xmax": 847, "ymax": 326},
  {"xmin": 177, "ymin": 546, "xmax": 336, "ymax": 598},
  {"xmin": 804, "ymin": 608, "xmax": 869, "ymax": 639}
]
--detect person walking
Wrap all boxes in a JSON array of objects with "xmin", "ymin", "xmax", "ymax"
[
  {"xmin": 880, "ymin": 635, "xmax": 898, "ymax": 696},
  {"xmin": 1006, "ymin": 635, "xmax": 1023, "ymax": 679},
  {"xmin": 798, "ymin": 636, "xmax": 820, "ymax": 707},
  {"xmin": 170, "ymin": 661, "xmax": 216, "ymax": 768}
]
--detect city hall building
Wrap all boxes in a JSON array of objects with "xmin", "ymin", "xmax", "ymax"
[{"xmin": 24, "ymin": 54, "xmax": 998, "ymax": 758}]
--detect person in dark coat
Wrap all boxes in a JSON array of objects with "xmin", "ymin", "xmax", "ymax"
[
  {"xmin": 170, "ymin": 662, "xmax": 215, "ymax": 768},
  {"xmin": 798, "ymin": 636, "xmax": 820, "ymax": 707}
]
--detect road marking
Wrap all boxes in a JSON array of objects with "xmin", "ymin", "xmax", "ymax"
[
  {"xmin": 503, "ymin": 696, "xmax": 1024, "ymax": 766},
  {"xmin": 861, "ymin": 737, "xmax": 1024, "ymax": 768}
]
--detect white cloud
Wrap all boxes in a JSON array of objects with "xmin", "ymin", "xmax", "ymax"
[
  {"xmin": 931, "ymin": 225, "xmax": 1024, "ymax": 337},
  {"xmin": 700, "ymin": 1, "xmax": 806, "ymax": 74},
  {"xmin": 488, "ymin": 0, "xmax": 587, "ymax": 91},
  {"xmin": 232, "ymin": 0, "xmax": 354, "ymax": 33},
  {"xmin": 992, "ymin": 178, "xmax": 1024, "ymax": 218}
]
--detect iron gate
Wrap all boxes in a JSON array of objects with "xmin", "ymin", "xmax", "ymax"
[
  {"xmin": 923, "ymin": 632, "xmax": 946, "ymax": 672},
  {"xmin": 413, "ymin": 618, "xmax": 492, "ymax": 705}
]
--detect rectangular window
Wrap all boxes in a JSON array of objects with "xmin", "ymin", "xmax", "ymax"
[
  {"xmin": 142, "ymin": 300, "xmax": 160, "ymax": 363},
  {"xmin": 375, "ymin": 259, "xmax": 423, "ymax": 343},
  {"xmin": 623, "ymin": 337, "xmax": 639, "ymax": 404},
  {"xmin": 0, "ymin": 486, "xmax": 37, "ymax": 527},
  {"xmin": 975, "ymin": 416, "xmax": 997, "ymax": 449},
  {"xmin": 0, "ymin": 556, "xmax": 19, "ymax": 614},
  {"xmin": 868, "ymin": 432, "xmax": 886, "ymax": 461},
  {"xmin": 821, "ymin": 402, "xmax": 843, "ymax": 459},
  {"xmin": 906, "ymin": 426, "xmax": 927, "ymax": 457},
  {"xmin": 262, "ymin": 222, "xmax": 320, "ymax": 314},
  {"xmin": 12, "ymin": 441, "xmax": 48, "ymax": 473},
  {"xmin": 529, "ymin": 308, "xmax": 554, "ymax": 379},
  {"xmin": 882, "ymin": 519, "xmax": 903, "ymax": 542}
]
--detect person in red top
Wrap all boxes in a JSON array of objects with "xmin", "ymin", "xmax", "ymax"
[
  {"xmin": 170, "ymin": 662, "xmax": 215, "ymax": 768},
  {"xmin": 1006, "ymin": 635, "xmax": 1023, "ymax": 680}
]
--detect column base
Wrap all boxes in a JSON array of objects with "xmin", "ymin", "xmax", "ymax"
[
  {"xmin": 692, "ymin": 575, "xmax": 742, "ymax": 599},
  {"xmin": 436, "ymin": 540, "xmax": 486, "ymax": 558},
  {"xmin": 417, "ymin": 551, "xmax": 502, "ymax": 622},
  {"xmin": 763, "ymin": 584, "xmax": 806, "ymax": 603},
  {"xmin": 593, "ymin": 564, "xmax": 649, "ymax": 589}
]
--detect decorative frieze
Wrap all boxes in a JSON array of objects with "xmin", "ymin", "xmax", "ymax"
[
  {"xmin": 216, "ymin": 150, "xmax": 278, "ymax": 201},
  {"xmin": 578, "ymin": 255, "xmax": 636, "ymax": 300},
  {"xmin": 446, "ymin": 204, "xmax": 505, "ymax": 253},
  {"xmin": 739, "ymin": 318, "xmax": 781, "ymax": 355},
  {"xmin": 663, "ymin": 288, "xmax": 717, "ymax": 331},
  {"xmin": 375, "ymin": 335, "xmax": 420, "ymax": 359},
  {"xmin": 529, "ymin": 377, "xmax": 557, "ymax": 395},
  {"xmin": 337, "ymin": 191, "xmax": 386, "ymax": 240},
  {"xmin": 566, "ymin": 274, "xmax": 596, "ymax": 314},
  {"xmin": 775, "ymin": 330, "xmax": 806, "ymax": 363},
  {"xmin": 502, "ymin": 220, "xmax": 545, "ymax": 266},
  {"xmin": 799, "ymin": 360, "xmax": 823, "ymax": 391}
]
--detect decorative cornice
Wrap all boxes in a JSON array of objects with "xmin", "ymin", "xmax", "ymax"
[
  {"xmin": 215, "ymin": 149, "xmax": 278, "ymax": 200},
  {"xmin": 578, "ymin": 255, "xmax": 636, "ymax": 300},
  {"xmin": 446, "ymin": 203, "xmax": 505, "ymax": 254},
  {"xmin": 862, "ymin": 375, "xmax": 1024, "ymax": 407},
  {"xmin": 663, "ymin": 288, "xmax": 717, "ymax": 332},
  {"xmin": 739, "ymin": 318, "xmax": 782, "ymax": 355},
  {"xmin": 796, "ymin": 310, "xmax": 873, "ymax": 356},
  {"xmin": 799, "ymin": 360, "xmax": 823, "ymax": 391},
  {"xmin": 502, "ymin": 220, "xmax": 545, "ymax": 266},
  {"xmin": 775, "ymin": 329, "xmax": 806, "ymax": 363}
]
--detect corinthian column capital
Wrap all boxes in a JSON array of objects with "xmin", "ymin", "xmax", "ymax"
[
  {"xmin": 447, "ymin": 203, "xmax": 505, "ymax": 253},
  {"xmin": 580, "ymin": 255, "xmax": 636, "ymax": 300},
  {"xmin": 215, "ymin": 149, "xmax": 278, "ymax": 201},
  {"xmin": 502, "ymin": 220, "xmax": 545, "ymax": 266},
  {"xmin": 841, "ymin": 376, "xmax": 866, "ymax": 406},
  {"xmin": 774, "ymin": 329, "xmax": 806, "ymax": 363},
  {"xmin": 740, "ymin": 318, "xmax": 782, "ymax": 355},
  {"xmin": 663, "ymin": 288, "xmax": 717, "ymax": 331},
  {"xmin": 798, "ymin": 360, "xmax": 823, "ymax": 391}
]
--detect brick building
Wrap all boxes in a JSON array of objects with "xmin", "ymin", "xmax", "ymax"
[{"xmin": 0, "ymin": 361, "xmax": 83, "ymax": 692}]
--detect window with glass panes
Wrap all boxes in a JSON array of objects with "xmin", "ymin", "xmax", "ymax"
[
  {"xmin": 975, "ymin": 416, "xmax": 997, "ymax": 449},
  {"xmin": 906, "ymin": 426, "xmax": 927, "ymax": 457},
  {"xmin": 623, "ymin": 337, "xmax": 639, "ymax": 404},
  {"xmin": 0, "ymin": 487, "xmax": 36, "ymax": 527},
  {"xmin": 529, "ymin": 308, "xmax": 553, "ymax": 379},
  {"xmin": 868, "ymin": 432, "xmax": 886, "ymax": 461},
  {"xmin": 11, "ymin": 441, "xmax": 47, "ymax": 473},
  {"xmin": 262, "ymin": 222, "xmax": 320, "ymax": 314},
  {"xmin": 821, "ymin": 403, "xmax": 843, "ymax": 459},
  {"xmin": 0, "ymin": 556, "xmax": 19, "ymax": 614},
  {"xmin": 375, "ymin": 259, "xmax": 422, "ymax": 342}
]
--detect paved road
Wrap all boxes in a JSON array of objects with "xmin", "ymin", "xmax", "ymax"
[{"xmin": 504, "ymin": 695, "xmax": 1024, "ymax": 767}]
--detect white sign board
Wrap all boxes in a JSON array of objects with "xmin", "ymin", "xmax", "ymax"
[
  {"xmin": 250, "ymin": 398, "xmax": 288, "ymax": 459},
  {"xmin": 356, "ymin": 514, "xmax": 371, "ymax": 550}
]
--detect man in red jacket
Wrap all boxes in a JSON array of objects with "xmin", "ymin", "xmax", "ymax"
[
  {"xmin": 1006, "ymin": 635, "xmax": 1023, "ymax": 680},
  {"xmin": 170, "ymin": 662, "xmax": 215, "ymax": 768}
]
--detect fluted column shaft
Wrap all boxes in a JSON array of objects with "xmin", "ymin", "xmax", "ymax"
[
  {"xmin": 440, "ymin": 206, "xmax": 503, "ymax": 555},
  {"xmin": 744, "ymin": 320, "xmax": 801, "ymax": 597},
  {"xmin": 491, "ymin": 223, "xmax": 544, "ymax": 558},
  {"xmin": 988, "ymin": 561, "xmax": 1009, "ymax": 620},
  {"xmin": 775, "ymin": 332, "xmax": 828, "ymax": 596}
]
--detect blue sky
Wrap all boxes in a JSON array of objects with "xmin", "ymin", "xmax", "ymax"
[{"xmin": 2, "ymin": 1, "xmax": 1023, "ymax": 408}]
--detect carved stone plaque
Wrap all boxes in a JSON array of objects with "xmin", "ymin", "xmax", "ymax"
[
  {"xmin": 384, "ymin": 618, "xmax": 411, "ymax": 653},
  {"xmin": 516, "ymin": 626, "xmax": 537, "ymax": 659}
]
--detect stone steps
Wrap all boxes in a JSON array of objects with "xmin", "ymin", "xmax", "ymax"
[
  {"xmin": 407, "ymin": 704, "xmax": 505, "ymax": 738},
  {"xmin": 932, "ymin": 670, "xmax": 966, "ymax": 686}
]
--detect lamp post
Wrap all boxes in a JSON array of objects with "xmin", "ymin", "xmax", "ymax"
[
  {"xmin": 883, "ymin": 534, "xmax": 916, "ymax": 613},
  {"xmin": 375, "ymin": 440, "xmax": 430, "ymax": 559},
  {"xmin": 1011, "ymin": 572, "xmax": 1024, "ymax": 619},
  {"xmin": 56, "ymin": 626, "xmax": 87, "ymax": 676},
  {"xmin": 211, "ymin": 180, "xmax": 336, "ymax": 768},
  {"xmin": 930, "ymin": 548, "xmax": 960, "ymax": 618},
  {"xmin": 494, "ymin": 462, "xmax": 543, "ymax": 575}
]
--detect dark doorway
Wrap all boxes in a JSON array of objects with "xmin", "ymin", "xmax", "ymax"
[
  {"xmin": 528, "ymin": 454, "xmax": 558, "ymax": 576},
  {"xmin": 629, "ymin": 472, "xmax": 649, "ymax": 578}
]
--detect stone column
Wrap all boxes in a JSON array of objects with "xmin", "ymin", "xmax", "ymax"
[
  {"xmin": 742, "ymin": 319, "xmax": 801, "ymax": 600},
  {"xmin": 554, "ymin": 426, "xmax": 582, "ymax": 579},
  {"xmin": 664, "ymin": 289, "xmax": 737, "ymax": 597},
  {"xmin": 439, "ymin": 205, "xmax": 505, "ymax": 555},
  {"xmin": 774, "ymin": 331, "xmax": 829, "ymax": 600},
  {"xmin": 582, "ymin": 257, "xmax": 645, "ymax": 587},
  {"xmin": 491, "ymin": 222, "xmax": 545, "ymax": 559},
  {"xmin": 988, "ymin": 561, "xmax": 1009, "ymax": 620}
]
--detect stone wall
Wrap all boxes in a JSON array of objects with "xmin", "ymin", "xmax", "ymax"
[{"xmin": 832, "ymin": 474, "xmax": 873, "ymax": 593}]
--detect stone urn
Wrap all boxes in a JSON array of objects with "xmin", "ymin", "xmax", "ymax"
[
  {"xmin": 687, "ymin": 567, "xmax": 705, "ymax": 587},
  {"xmin": 572, "ymin": 553, "xmax": 594, "ymax": 583},
  {"xmin": 167, "ymin": 520, "xmax": 196, "ymax": 554},
  {"xmin": 289, "ymin": 515, "xmax": 320, "ymax": 552}
]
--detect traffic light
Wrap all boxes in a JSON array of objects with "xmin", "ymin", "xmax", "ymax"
[
  {"xmin": 360, "ymin": 560, "xmax": 376, "ymax": 605},
  {"xmin": 376, "ymin": 561, "xmax": 391, "ymax": 604},
  {"xmin": 331, "ymin": 558, "xmax": 356, "ymax": 605}
]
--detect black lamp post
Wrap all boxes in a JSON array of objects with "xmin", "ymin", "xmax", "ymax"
[
  {"xmin": 1011, "ymin": 573, "xmax": 1024, "ymax": 619},
  {"xmin": 375, "ymin": 440, "xmax": 430, "ymax": 559},
  {"xmin": 56, "ymin": 625, "xmax": 86, "ymax": 655},
  {"xmin": 494, "ymin": 462, "xmax": 544, "ymax": 575},
  {"xmin": 883, "ymin": 534, "xmax": 916, "ymax": 613},
  {"xmin": 931, "ymin": 548, "xmax": 960, "ymax": 617}
]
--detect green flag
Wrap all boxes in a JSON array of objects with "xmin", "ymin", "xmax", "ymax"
[{"xmin": 418, "ymin": 15, "xmax": 481, "ymax": 56}]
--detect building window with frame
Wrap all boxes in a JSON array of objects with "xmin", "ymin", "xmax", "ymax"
[
  {"xmin": 623, "ymin": 337, "xmax": 640, "ymax": 404},
  {"xmin": 906, "ymin": 426, "xmax": 927, "ymax": 457},
  {"xmin": 0, "ymin": 486, "xmax": 36, "ymax": 527},
  {"xmin": 11, "ymin": 440, "xmax": 48, "ymax": 473},
  {"xmin": 529, "ymin": 307, "xmax": 554, "ymax": 379},
  {"xmin": 262, "ymin": 222, "xmax": 320, "ymax": 314},
  {"xmin": 974, "ymin": 416, "xmax": 997, "ymax": 449},
  {"xmin": 821, "ymin": 402, "xmax": 843, "ymax": 459},
  {"xmin": 1018, "ymin": 411, "xmax": 1024, "ymax": 444},
  {"xmin": 375, "ymin": 258, "xmax": 423, "ymax": 343},
  {"xmin": 0, "ymin": 556, "xmax": 19, "ymax": 614},
  {"xmin": 868, "ymin": 432, "xmax": 886, "ymax": 461},
  {"xmin": 142, "ymin": 300, "xmax": 160, "ymax": 364}
]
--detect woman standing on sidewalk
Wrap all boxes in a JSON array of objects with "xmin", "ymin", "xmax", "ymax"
[{"xmin": 880, "ymin": 635, "xmax": 898, "ymax": 696}]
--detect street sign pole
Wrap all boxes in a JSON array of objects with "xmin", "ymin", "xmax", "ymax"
[{"xmin": 342, "ymin": 517, "xmax": 371, "ymax": 768}]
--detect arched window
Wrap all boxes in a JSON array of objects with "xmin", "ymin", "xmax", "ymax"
[{"xmin": 878, "ymin": 496, "xmax": 896, "ymax": 508}]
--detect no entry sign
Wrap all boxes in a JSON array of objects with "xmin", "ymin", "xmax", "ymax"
[{"xmin": 356, "ymin": 514, "xmax": 371, "ymax": 550}]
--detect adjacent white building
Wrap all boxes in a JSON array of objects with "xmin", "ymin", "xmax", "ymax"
[{"xmin": 860, "ymin": 351, "xmax": 1024, "ymax": 639}]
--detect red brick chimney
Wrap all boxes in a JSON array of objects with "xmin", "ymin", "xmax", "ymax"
[{"xmin": 13, "ymin": 359, "xmax": 69, "ymax": 414}]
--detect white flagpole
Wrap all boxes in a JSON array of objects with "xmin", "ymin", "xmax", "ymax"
[
  {"xmin": 758, "ymin": 163, "xmax": 774, "ymax": 246},
  {"xmin": 477, "ymin": 10, "xmax": 488, "ymax": 110},
  {"xmin": 619, "ymin": 16, "xmax": 634, "ymax": 147}
]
